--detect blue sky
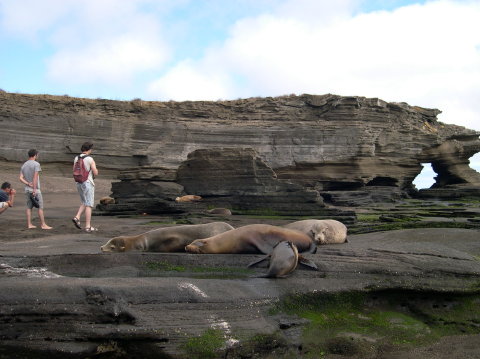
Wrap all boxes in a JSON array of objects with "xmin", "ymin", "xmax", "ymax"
[{"xmin": 1, "ymin": 0, "xmax": 479, "ymax": 188}]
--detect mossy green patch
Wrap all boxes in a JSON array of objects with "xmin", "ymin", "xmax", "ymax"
[
  {"xmin": 356, "ymin": 214, "xmax": 381, "ymax": 222},
  {"xmin": 181, "ymin": 328, "xmax": 225, "ymax": 359},
  {"xmin": 271, "ymin": 290, "xmax": 480, "ymax": 357},
  {"xmin": 233, "ymin": 208, "xmax": 283, "ymax": 217},
  {"xmin": 144, "ymin": 260, "xmax": 186, "ymax": 272},
  {"xmin": 143, "ymin": 261, "xmax": 253, "ymax": 279},
  {"xmin": 229, "ymin": 332, "xmax": 296, "ymax": 359},
  {"xmin": 349, "ymin": 220, "xmax": 478, "ymax": 234},
  {"xmin": 143, "ymin": 219, "xmax": 194, "ymax": 226}
]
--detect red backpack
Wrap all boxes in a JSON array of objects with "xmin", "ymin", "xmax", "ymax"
[{"xmin": 73, "ymin": 155, "xmax": 91, "ymax": 183}]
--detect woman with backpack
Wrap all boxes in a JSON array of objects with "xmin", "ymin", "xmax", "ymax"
[{"xmin": 72, "ymin": 141, "xmax": 99, "ymax": 232}]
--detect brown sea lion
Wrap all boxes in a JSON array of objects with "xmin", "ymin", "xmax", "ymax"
[
  {"xmin": 283, "ymin": 219, "xmax": 348, "ymax": 245},
  {"xmin": 248, "ymin": 241, "xmax": 319, "ymax": 278},
  {"xmin": 175, "ymin": 195, "xmax": 202, "ymax": 202},
  {"xmin": 100, "ymin": 196, "xmax": 115, "ymax": 205},
  {"xmin": 185, "ymin": 224, "xmax": 316, "ymax": 254},
  {"xmin": 100, "ymin": 222, "xmax": 234, "ymax": 253}
]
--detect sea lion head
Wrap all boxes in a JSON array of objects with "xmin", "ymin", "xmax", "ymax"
[
  {"xmin": 101, "ymin": 237, "xmax": 127, "ymax": 252},
  {"xmin": 310, "ymin": 226, "xmax": 328, "ymax": 245},
  {"xmin": 185, "ymin": 239, "xmax": 208, "ymax": 253}
]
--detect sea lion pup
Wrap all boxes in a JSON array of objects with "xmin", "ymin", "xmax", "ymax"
[
  {"xmin": 248, "ymin": 241, "xmax": 319, "ymax": 278},
  {"xmin": 185, "ymin": 224, "xmax": 316, "ymax": 254},
  {"xmin": 101, "ymin": 222, "xmax": 234, "ymax": 253},
  {"xmin": 175, "ymin": 195, "xmax": 202, "ymax": 202},
  {"xmin": 283, "ymin": 219, "xmax": 348, "ymax": 245}
]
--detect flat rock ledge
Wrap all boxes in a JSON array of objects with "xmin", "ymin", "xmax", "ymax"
[{"xmin": 1, "ymin": 228, "xmax": 479, "ymax": 358}]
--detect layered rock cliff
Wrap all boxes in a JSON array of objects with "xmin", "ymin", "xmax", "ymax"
[{"xmin": 1, "ymin": 92, "xmax": 479, "ymax": 211}]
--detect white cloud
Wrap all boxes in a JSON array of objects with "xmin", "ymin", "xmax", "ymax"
[
  {"xmin": 0, "ymin": 0, "xmax": 73, "ymax": 40},
  {"xmin": 148, "ymin": 0, "xmax": 480, "ymax": 130},
  {"xmin": 47, "ymin": 33, "xmax": 169, "ymax": 85},
  {"xmin": 147, "ymin": 60, "xmax": 233, "ymax": 101},
  {"xmin": 1, "ymin": 0, "xmax": 172, "ymax": 87}
]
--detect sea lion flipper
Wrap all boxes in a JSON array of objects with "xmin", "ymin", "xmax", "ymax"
[
  {"xmin": 298, "ymin": 255, "xmax": 319, "ymax": 271},
  {"xmin": 247, "ymin": 255, "xmax": 270, "ymax": 268},
  {"xmin": 308, "ymin": 241, "xmax": 317, "ymax": 254}
]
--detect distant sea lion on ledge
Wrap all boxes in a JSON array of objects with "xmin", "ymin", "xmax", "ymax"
[
  {"xmin": 283, "ymin": 219, "xmax": 348, "ymax": 244},
  {"xmin": 99, "ymin": 196, "xmax": 115, "ymax": 205},
  {"xmin": 185, "ymin": 224, "xmax": 316, "ymax": 254},
  {"xmin": 206, "ymin": 208, "xmax": 232, "ymax": 216},
  {"xmin": 175, "ymin": 195, "xmax": 202, "ymax": 202},
  {"xmin": 100, "ymin": 222, "xmax": 234, "ymax": 253}
]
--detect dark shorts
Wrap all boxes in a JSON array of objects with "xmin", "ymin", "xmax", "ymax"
[{"xmin": 25, "ymin": 191, "xmax": 44, "ymax": 209}]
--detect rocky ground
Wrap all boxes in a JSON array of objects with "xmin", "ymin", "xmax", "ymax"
[{"xmin": 1, "ymin": 169, "xmax": 480, "ymax": 358}]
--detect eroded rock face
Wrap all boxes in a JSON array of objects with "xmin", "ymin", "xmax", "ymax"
[
  {"xmin": 103, "ymin": 148, "xmax": 357, "ymax": 217},
  {"xmin": 1, "ymin": 92, "xmax": 479, "ymax": 208},
  {"xmin": 176, "ymin": 148, "xmax": 325, "ymax": 214}
]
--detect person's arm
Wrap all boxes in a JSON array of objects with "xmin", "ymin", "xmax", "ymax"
[
  {"xmin": 90, "ymin": 159, "xmax": 99, "ymax": 177},
  {"xmin": 19, "ymin": 172, "xmax": 33, "ymax": 188},
  {"xmin": 32, "ymin": 171, "xmax": 39, "ymax": 195},
  {"xmin": 8, "ymin": 188, "xmax": 15, "ymax": 207}
]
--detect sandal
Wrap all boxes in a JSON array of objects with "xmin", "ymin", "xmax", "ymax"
[
  {"xmin": 72, "ymin": 217, "xmax": 81, "ymax": 229},
  {"xmin": 85, "ymin": 227, "xmax": 98, "ymax": 233}
]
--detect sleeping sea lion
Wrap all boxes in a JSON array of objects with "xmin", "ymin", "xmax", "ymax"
[
  {"xmin": 101, "ymin": 222, "xmax": 234, "ymax": 253},
  {"xmin": 99, "ymin": 196, "xmax": 115, "ymax": 205},
  {"xmin": 175, "ymin": 195, "xmax": 202, "ymax": 202},
  {"xmin": 283, "ymin": 219, "xmax": 348, "ymax": 245},
  {"xmin": 248, "ymin": 241, "xmax": 319, "ymax": 278},
  {"xmin": 185, "ymin": 224, "xmax": 316, "ymax": 254},
  {"xmin": 206, "ymin": 208, "xmax": 232, "ymax": 216}
]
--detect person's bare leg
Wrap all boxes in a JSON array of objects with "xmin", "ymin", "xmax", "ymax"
[
  {"xmin": 75, "ymin": 204, "xmax": 85, "ymax": 222},
  {"xmin": 38, "ymin": 209, "xmax": 52, "ymax": 230},
  {"xmin": 85, "ymin": 206, "xmax": 92, "ymax": 229},
  {"xmin": 26, "ymin": 208, "xmax": 36, "ymax": 229}
]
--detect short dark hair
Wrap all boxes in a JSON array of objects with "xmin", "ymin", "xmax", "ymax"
[
  {"xmin": 81, "ymin": 142, "xmax": 94, "ymax": 152},
  {"xmin": 28, "ymin": 149, "xmax": 38, "ymax": 158},
  {"xmin": 1, "ymin": 182, "xmax": 10, "ymax": 190}
]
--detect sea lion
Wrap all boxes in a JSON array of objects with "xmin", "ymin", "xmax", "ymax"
[
  {"xmin": 185, "ymin": 224, "xmax": 316, "ymax": 254},
  {"xmin": 249, "ymin": 241, "xmax": 299, "ymax": 278},
  {"xmin": 100, "ymin": 196, "xmax": 115, "ymax": 205},
  {"xmin": 100, "ymin": 222, "xmax": 234, "ymax": 253},
  {"xmin": 283, "ymin": 219, "xmax": 348, "ymax": 245},
  {"xmin": 175, "ymin": 195, "xmax": 202, "ymax": 202},
  {"xmin": 206, "ymin": 208, "xmax": 232, "ymax": 216},
  {"xmin": 248, "ymin": 241, "xmax": 319, "ymax": 278}
]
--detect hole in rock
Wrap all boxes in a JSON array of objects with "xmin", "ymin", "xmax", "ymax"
[
  {"xmin": 469, "ymin": 153, "xmax": 480, "ymax": 173},
  {"xmin": 413, "ymin": 163, "xmax": 436, "ymax": 189}
]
